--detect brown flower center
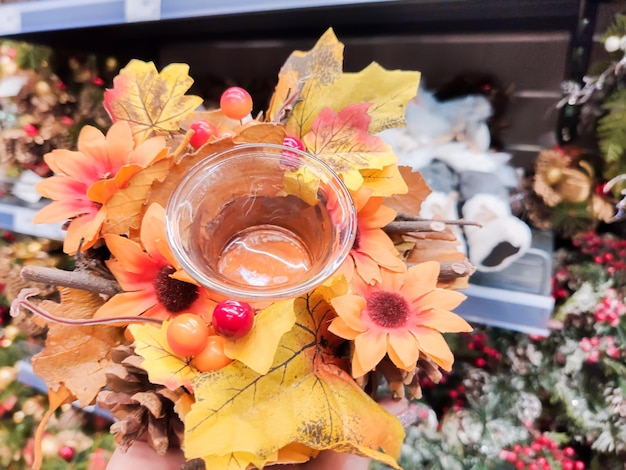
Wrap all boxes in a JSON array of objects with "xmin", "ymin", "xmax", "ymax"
[
  {"xmin": 352, "ymin": 229, "xmax": 361, "ymax": 251},
  {"xmin": 154, "ymin": 266, "xmax": 198, "ymax": 313},
  {"xmin": 367, "ymin": 291, "xmax": 410, "ymax": 328}
]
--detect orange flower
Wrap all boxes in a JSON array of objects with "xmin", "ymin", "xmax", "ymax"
[
  {"xmin": 338, "ymin": 186, "xmax": 406, "ymax": 284},
  {"xmin": 95, "ymin": 203, "xmax": 214, "ymax": 321},
  {"xmin": 329, "ymin": 261, "xmax": 471, "ymax": 377},
  {"xmin": 33, "ymin": 121, "xmax": 168, "ymax": 254}
]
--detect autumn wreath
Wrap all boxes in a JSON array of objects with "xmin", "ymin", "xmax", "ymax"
[{"xmin": 11, "ymin": 29, "xmax": 474, "ymax": 469}]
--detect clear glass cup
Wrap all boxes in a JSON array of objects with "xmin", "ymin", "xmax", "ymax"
[{"xmin": 165, "ymin": 143, "xmax": 357, "ymax": 302}]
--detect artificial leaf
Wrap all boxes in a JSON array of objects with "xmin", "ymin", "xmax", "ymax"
[
  {"xmin": 359, "ymin": 163, "xmax": 409, "ymax": 197},
  {"xmin": 129, "ymin": 322, "xmax": 196, "ymax": 391},
  {"xmin": 103, "ymin": 60, "xmax": 203, "ymax": 143},
  {"xmin": 224, "ymin": 299, "xmax": 297, "ymax": 375},
  {"xmin": 31, "ymin": 288, "xmax": 124, "ymax": 407},
  {"xmin": 267, "ymin": 28, "xmax": 344, "ymax": 123},
  {"xmin": 302, "ymin": 104, "xmax": 398, "ymax": 191},
  {"xmin": 287, "ymin": 61, "xmax": 420, "ymax": 138},
  {"xmin": 184, "ymin": 285, "xmax": 404, "ymax": 469},
  {"xmin": 102, "ymin": 158, "xmax": 172, "ymax": 238},
  {"xmin": 385, "ymin": 166, "xmax": 432, "ymax": 215}
]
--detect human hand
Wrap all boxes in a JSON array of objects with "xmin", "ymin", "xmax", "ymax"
[{"xmin": 105, "ymin": 398, "xmax": 418, "ymax": 470}]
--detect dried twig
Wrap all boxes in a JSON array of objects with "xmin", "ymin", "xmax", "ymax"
[{"xmin": 20, "ymin": 265, "xmax": 121, "ymax": 297}]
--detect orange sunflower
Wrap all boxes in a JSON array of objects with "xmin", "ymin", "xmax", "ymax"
[
  {"xmin": 329, "ymin": 261, "xmax": 471, "ymax": 378},
  {"xmin": 33, "ymin": 121, "xmax": 168, "ymax": 254},
  {"xmin": 94, "ymin": 203, "xmax": 214, "ymax": 321},
  {"xmin": 338, "ymin": 186, "xmax": 406, "ymax": 285}
]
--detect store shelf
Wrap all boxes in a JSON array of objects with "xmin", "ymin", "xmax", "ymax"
[
  {"xmin": 0, "ymin": 0, "xmax": 403, "ymax": 35},
  {"xmin": 0, "ymin": 197, "xmax": 65, "ymax": 240},
  {"xmin": 0, "ymin": 0, "xmax": 583, "ymax": 58}
]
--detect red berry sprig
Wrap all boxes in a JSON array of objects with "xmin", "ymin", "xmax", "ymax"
[{"xmin": 499, "ymin": 436, "xmax": 585, "ymax": 470}]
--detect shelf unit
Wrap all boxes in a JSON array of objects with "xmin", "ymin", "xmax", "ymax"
[{"xmin": 0, "ymin": 0, "xmax": 597, "ymax": 335}]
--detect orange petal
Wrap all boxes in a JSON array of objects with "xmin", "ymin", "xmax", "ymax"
[
  {"xmin": 416, "ymin": 289, "xmax": 466, "ymax": 311},
  {"xmin": 44, "ymin": 149, "xmax": 101, "ymax": 183},
  {"xmin": 130, "ymin": 135, "xmax": 168, "ymax": 166},
  {"xmin": 354, "ymin": 328, "xmax": 387, "ymax": 374},
  {"xmin": 357, "ymin": 229, "xmax": 406, "ymax": 272},
  {"xmin": 107, "ymin": 259, "xmax": 157, "ymax": 291},
  {"xmin": 352, "ymin": 252, "xmax": 383, "ymax": 284},
  {"xmin": 412, "ymin": 327, "xmax": 454, "ymax": 371},
  {"xmin": 359, "ymin": 198, "xmax": 396, "ymax": 228},
  {"xmin": 104, "ymin": 234, "xmax": 157, "ymax": 273},
  {"xmin": 330, "ymin": 295, "xmax": 367, "ymax": 332},
  {"xmin": 140, "ymin": 204, "xmax": 171, "ymax": 265},
  {"xmin": 94, "ymin": 290, "xmax": 157, "ymax": 318},
  {"xmin": 415, "ymin": 309, "xmax": 472, "ymax": 333},
  {"xmin": 104, "ymin": 121, "xmax": 135, "ymax": 171},
  {"xmin": 35, "ymin": 176, "xmax": 87, "ymax": 201},
  {"xmin": 403, "ymin": 261, "xmax": 440, "ymax": 298},
  {"xmin": 33, "ymin": 199, "xmax": 93, "ymax": 224},
  {"xmin": 63, "ymin": 209, "xmax": 106, "ymax": 254},
  {"xmin": 328, "ymin": 316, "xmax": 360, "ymax": 340},
  {"xmin": 387, "ymin": 330, "xmax": 420, "ymax": 370}
]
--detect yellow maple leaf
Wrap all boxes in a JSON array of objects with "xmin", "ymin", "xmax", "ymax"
[
  {"xmin": 129, "ymin": 322, "xmax": 196, "ymax": 391},
  {"xmin": 359, "ymin": 163, "xmax": 409, "ymax": 197},
  {"xmin": 224, "ymin": 299, "xmax": 296, "ymax": 375},
  {"xmin": 184, "ymin": 284, "xmax": 404, "ymax": 469},
  {"xmin": 302, "ymin": 103, "xmax": 398, "ymax": 191},
  {"xmin": 104, "ymin": 60, "xmax": 203, "ymax": 143},
  {"xmin": 287, "ymin": 61, "xmax": 420, "ymax": 138},
  {"xmin": 31, "ymin": 288, "xmax": 124, "ymax": 407},
  {"xmin": 267, "ymin": 28, "xmax": 344, "ymax": 123}
]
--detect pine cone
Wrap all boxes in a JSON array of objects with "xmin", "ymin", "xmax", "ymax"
[{"xmin": 96, "ymin": 345, "xmax": 187, "ymax": 456}]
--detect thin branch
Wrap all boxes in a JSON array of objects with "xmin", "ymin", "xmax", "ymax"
[
  {"xmin": 428, "ymin": 260, "xmax": 475, "ymax": 281},
  {"xmin": 20, "ymin": 265, "xmax": 121, "ymax": 297},
  {"xmin": 384, "ymin": 218, "xmax": 481, "ymax": 234}
]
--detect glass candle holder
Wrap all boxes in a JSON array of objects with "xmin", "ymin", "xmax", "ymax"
[{"xmin": 166, "ymin": 143, "xmax": 357, "ymax": 302}]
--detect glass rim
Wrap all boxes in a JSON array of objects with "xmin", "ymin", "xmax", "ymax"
[{"xmin": 165, "ymin": 142, "xmax": 357, "ymax": 302}]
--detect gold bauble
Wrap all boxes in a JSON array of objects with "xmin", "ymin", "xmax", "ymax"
[
  {"xmin": 35, "ymin": 80, "xmax": 51, "ymax": 95},
  {"xmin": 0, "ymin": 366, "xmax": 17, "ymax": 388},
  {"xmin": 545, "ymin": 167, "xmax": 563, "ymax": 185},
  {"xmin": 41, "ymin": 435, "xmax": 61, "ymax": 457},
  {"xmin": 105, "ymin": 57, "xmax": 118, "ymax": 71}
]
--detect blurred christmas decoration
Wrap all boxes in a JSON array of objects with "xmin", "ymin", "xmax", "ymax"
[
  {"xmin": 374, "ymin": 228, "xmax": 626, "ymax": 470},
  {"xmin": 525, "ymin": 146, "xmax": 615, "ymax": 237},
  {"xmin": 0, "ymin": 40, "xmax": 117, "ymax": 201},
  {"xmin": 0, "ymin": 229, "xmax": 115, "ymax": 469}
]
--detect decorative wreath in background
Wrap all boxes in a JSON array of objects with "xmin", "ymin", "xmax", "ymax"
[{"xmin": 10, "ymin": 29, "xmax": 474, "ymax": 469}]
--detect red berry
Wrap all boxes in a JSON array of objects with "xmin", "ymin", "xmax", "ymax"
[
  {"xmin": 166, "ymin": 313, "xmax": 210, "ymax": 357},
  {"xmin": 281, "ymin": 136, "xmax": 305, "ymax": 168},
  {"xmin": 23, "ymin": 123, "xmax": 38, "ymax": 137},
  {"xmin": 58, "ymin": 446, "xmax": 75, "ymax": 461},
  {"xmin": 220, "ymin": 86, "xmax": 253, "ymax": 120},
  {"xmin": 212, "ymin": 299, "xmax": 254, "ymax": 339},
  {"xmin": 189, "ymin": 120, "xmax": 219, "ymax": 149}
]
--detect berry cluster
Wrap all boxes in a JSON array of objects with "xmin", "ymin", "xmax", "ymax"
[
  {"xmin": 594, "ymin": 289, "xmax": 625, "ymax": 327},
  {"xmin": 499, "ymin": 436, "xmax": 584, "ymax": 470},
  {"xmin": 579, "ymin": 335, "xmax": 621, "ymax": 362},
  {"xmin": 572, "ymin": 231, "xmax": 626, "ymax": 274},
  {"xmin": 166, "ymin": 300, "xmax": 255, "ymax": 372},
  {"xmin": 466, "ymin": 331, "xmax": 502, "ymax": 366},
  {"xmin": 188, "ymin": 86, "xmax": 253, "ymax": 149}
]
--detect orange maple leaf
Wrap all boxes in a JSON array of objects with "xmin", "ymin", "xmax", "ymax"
[
  {"xmin": 183, "ymin": 280, "xmax": 404, "ymax": 469},
  {"xmin": 31, "ymin": 288, "xmax": 124, "ymax": 407}
]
